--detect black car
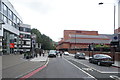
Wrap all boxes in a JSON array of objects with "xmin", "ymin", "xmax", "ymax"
[
  {"xmin": 89, "ymin": 54, "xmax": 114, "ymax": 66},
  {"xmin": 74, "ymin": 52, "xmax": 85, "ymax": 59},
  {"xmin": 48, "ymin": 50, "xmax": 57, "ymax": 57}
]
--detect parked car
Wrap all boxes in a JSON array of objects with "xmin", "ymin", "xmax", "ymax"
[
  {"xmin": 74, "ymin": 52, "xmax": 85, "ymax": 59},
  {"xmin": 89, "ymin": 54, "xmax": 114, "ymax": 66},
  {"xmin": 64, "ymin": 52, "xmax": 69, "ymax": 55},
  {"xmin": 48, "ymin": 50, "xmax": 57, "ymax": 57}
]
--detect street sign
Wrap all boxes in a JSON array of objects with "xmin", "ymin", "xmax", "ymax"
[{"xmin": 112, "ymin": 34, "xmax": 118, "ymax": 41}]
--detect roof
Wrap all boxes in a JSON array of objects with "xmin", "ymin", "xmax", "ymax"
[
  {"xmin": 65, "ymin": 39, "xmax": 111, "ymax": 44},
  {"xmin": 69, "ymin": 34, "xmax": 109, "ymax": 39}
]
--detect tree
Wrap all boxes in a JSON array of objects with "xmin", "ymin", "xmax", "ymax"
[{"xmin": 31, "ymin": 28, "xmax": 56, "ymax": 50}]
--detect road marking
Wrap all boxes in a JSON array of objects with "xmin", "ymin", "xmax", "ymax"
[
  {"xmin": 70, "ymin": 58, "xmax": 120, "ymax": 74},
  {"xmin": 82, "ymin": 68, "xmax": 93, "ymax": 71},
  {"xmin": 110, "ymin": 75, "xmax": 120, "ymax": 80},
  {"xmin": 63, "ymin": 58, "xmax": 97, "ymax": 80},
  {"xmin": 17, "ymin": 58, "xmax": 49, "ymax": 80}
]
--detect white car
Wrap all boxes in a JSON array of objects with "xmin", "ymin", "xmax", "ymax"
[
  {"xmin": 48, "ymin": 50, "xmax": 57, "ymax": 57},
  {"xmin": 64, "ymin": 52, "xmax": 69, "ymax": 55}
]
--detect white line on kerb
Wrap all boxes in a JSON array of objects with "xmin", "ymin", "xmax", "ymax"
[{"xmin": 63, "ymin": 58, "xmax": 97, "ymax": 80}]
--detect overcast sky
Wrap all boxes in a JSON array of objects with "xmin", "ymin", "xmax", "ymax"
[{"xmin": 9, "ymin": 0, "xmax": 118, "ymax": 42}]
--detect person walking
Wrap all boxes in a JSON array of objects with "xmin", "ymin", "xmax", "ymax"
[
  {"xmin": 39, "ymin": 49, "xmax": 42, "ymax": 56},
  {"xmin": 42, "ymin": 50, "xmax": 45, "ymax": 57},
  {"xmin": 60, "ymin": 51, "xmax": 63, "ymax": 57}
]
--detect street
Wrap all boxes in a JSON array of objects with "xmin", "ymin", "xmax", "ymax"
[{"xmin": 24, "ymin": 55, "xmax": 120, "ymax": 80}]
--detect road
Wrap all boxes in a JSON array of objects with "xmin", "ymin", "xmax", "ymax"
[
  {"xmin": 29, "ymin": 57, "xmax": 94, "ymax": 80},
  {"xmin": 28, "ymin": 55, "xmax": 120, "ymax": 80}
]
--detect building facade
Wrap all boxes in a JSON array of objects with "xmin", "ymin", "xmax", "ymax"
[
  {"xmin": 56, "ymin": 30, "xmax": 112, "ymax": 52},
  {"xmin": 19, "ymin": 24, "xmax": 31, "ymax": 53},
  {"xmin": 0, "ymin": 0, "xmax": 23, "ymax": 54}
]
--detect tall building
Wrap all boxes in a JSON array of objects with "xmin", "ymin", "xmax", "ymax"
[
  {"xmin": 0, "ymin": 0, "xmax": 23, "ymax": 54},
  {"xmin": 19, "ymin": 24, "xmax": 31, "ymax": 53}
]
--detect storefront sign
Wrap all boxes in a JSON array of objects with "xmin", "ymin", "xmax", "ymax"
[{"xmin": 10, "ymin": 43, "xmax": 14, "ymax": 48}]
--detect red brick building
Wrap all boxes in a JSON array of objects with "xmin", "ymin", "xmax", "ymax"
[{"xmin": 56, "ymin": 30, "xmax": 111, "ymax": 51}]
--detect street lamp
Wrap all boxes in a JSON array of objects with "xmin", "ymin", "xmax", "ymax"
[
  {"xmin": 98, "ymin": 2, "xmax": 116, "ymax": 34},
  {"xmin": 98, "ymin": 2, "xmax": 116, "ymax": 63}
]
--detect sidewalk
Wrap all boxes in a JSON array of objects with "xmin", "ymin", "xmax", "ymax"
[
  {"xmin": 69, "ymin": 54, "xmax": 120, "ymax": 68},
  {"xmin": 30, "ymin": 54, "xmax": 48, "ymax": 62},
  {"xmin": 2, "ymin": 53, "xmax": 48, "ymax": 78}
]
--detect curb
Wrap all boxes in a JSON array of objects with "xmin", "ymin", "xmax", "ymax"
[
  {"xmin": 112, "ymin": 65, "xmax": 120, "ymax": 68},
  {"xmin": 16, "ymin": 58, "xmax": 49, "ymax": 79}
]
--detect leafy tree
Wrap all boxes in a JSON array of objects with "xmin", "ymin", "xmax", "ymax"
[{"xmin": 31, "ymin": 28, "xmax": 56, "ymax": 50}]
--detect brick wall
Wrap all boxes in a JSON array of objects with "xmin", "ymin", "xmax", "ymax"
[{"xmin": 64, "ymin": 30, "xmax": 98, "ymax": 41}]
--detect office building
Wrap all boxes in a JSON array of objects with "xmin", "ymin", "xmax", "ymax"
[
  {"xmin": 0, "ymin": 0, "xmax": 23, "ymax": 54},
  {"xmin": 19, "ymin": 24, "xmax": 31, "ymax": 53}
]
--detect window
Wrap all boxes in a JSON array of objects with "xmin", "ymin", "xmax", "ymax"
[
  {"xmin": 3, "ymin": 16, "xmax": 7, "ymax": 23},
  {"xmin": 25, "ymin": 28, "xmax": 31, "ymax": 32},
  {"xmin": 19, "ymin": 27, "xmax": 24, "ymax": 31},
  {"xmin": 8, "ymin": 9, "xmax": 13, "ymax": 20},
  {"xmin": 3, "ymin": 4, "xmax": 8, "ymax": 16},
  {"xmin": 8, "ymin": 19, "xmax": 13, "ymax": 26},
  {"xmin": 13, "ymin": 14, "xmax": 17, "ymax": 23},
  {"xmin": 13, "ymin": 23, "xmax": 16, "ymax": 28},
  {"xmin": 24, "ymin": 41, "xmax": 26, "ymax": 45},
  {"xmin": 17, "ymin": 18, "xmax": 20, "ymax": 24}
]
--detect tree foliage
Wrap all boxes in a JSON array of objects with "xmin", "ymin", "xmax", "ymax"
[{"xmin": 31, "ymin": 28, "xmax": 56, "ymax": 50}]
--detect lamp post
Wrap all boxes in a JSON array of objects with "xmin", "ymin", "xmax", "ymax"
[
  {"xmin": 98, "ymin": 2, "xmax": 116, "ymax": 63},
  {"xmin": 98, "ymin": 2, "xmax": 116, "ymax": 34}
]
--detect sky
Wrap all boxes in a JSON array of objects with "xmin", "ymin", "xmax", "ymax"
[{"xmin": 9, "ymin": 0, "xmax": 119, "ymax": 42}]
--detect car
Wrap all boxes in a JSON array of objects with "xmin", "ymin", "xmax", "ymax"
[
  {"xmin": 89, "ymin": 54, "xmax": 114, "ymax": 66},
  {"xmin": 74, "ymin": 52, "xmax": 85, "ymax": 59},
  {"xmin": 64, "ymin": 52, "xmax": 69, "ymax": 55},
  {"xmin": 48, "ymin": 50, "xmax": 57, "ymax": 57}
]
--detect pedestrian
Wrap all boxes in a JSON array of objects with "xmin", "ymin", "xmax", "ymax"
[
  {"xmin": 39, "ymin": 49, "xmax": 42, "ymax": 56},
  {"xmin": 60, "ymin": 51, "xmax": 63, "ymax": 57},
  {"xmin": 42, "ymin": 50, "xmax": 45, "ymax": 57}
]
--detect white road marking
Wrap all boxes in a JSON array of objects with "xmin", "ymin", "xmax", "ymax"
[
  {"xmin": 63, "ymin": 58, "xmax": 97, "ymax": 80},
  {"xmin": 68, "ymin": 57, "xmax": 120, "ymax": 74},
  {"xmin": 110, "ymin": 75, "xmax": 120, "ymax": 80},
  {"xmin": 82, "ymin": 68, "xmax": 93, "ymax": 71}
]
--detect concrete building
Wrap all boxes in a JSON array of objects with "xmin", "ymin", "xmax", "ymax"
[
  {"xmin": 0, "ymin": 0, "xmax": 23, "ymax": 54},
  {"xmin": 56, "ymin": 30, "xmax": 112, "ymax": 52},
  {"xmin": 19, "ymin": 24, "xmax": 31, "ymax": 53}
]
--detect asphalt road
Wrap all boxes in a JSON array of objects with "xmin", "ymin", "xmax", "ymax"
[
  {"xmin": 30, "ymin": 56, "xmax": 95, "ymax": 80},
  {"xmin": 29, "ymin": 55, "xmax": 120, "ymax": 80}
]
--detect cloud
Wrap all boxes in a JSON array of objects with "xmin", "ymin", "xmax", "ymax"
[{"xmin": 9, "ymin": 0, "xmax": 116, "ymax": 41}]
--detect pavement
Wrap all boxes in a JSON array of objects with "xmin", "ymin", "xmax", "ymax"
[
  {"xmin": 69, "ymin": 54, "xmax": 120, "ymax": 68},
  {"xmin": 2, "ymin": 53, "xmax": 48, "ymax": 78}
]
